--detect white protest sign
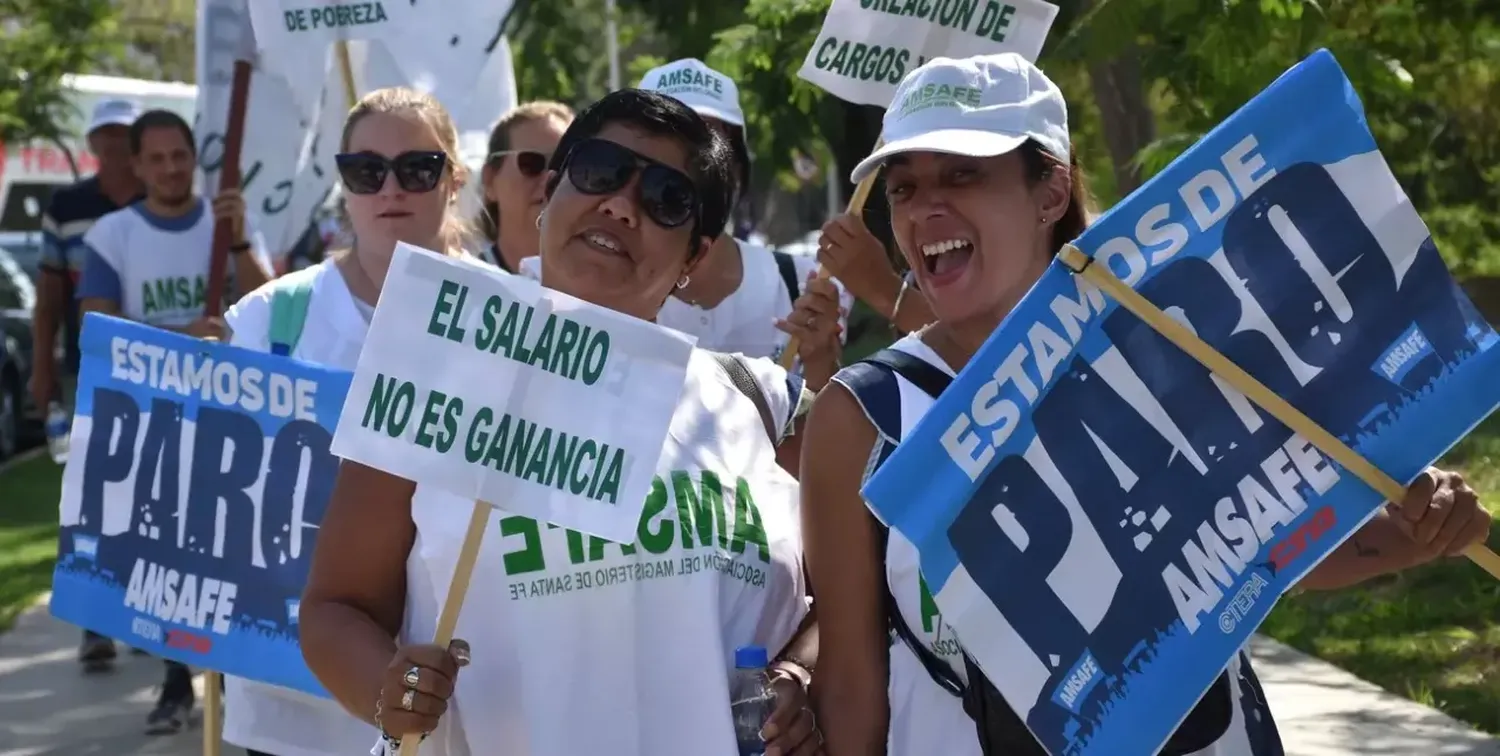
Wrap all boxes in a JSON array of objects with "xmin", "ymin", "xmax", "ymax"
[
  {"xmin": 331, "ymin": 244, "xmax": 697, "ymax": 542},
  {"xmin": 249, "ymin": 0, "xmax": 512, "ymax": 122},
  {"xmin": 195, "ymin": 0, "xmax": 345, "ymax": 256},
  {"xmin": 798, "ymin": 0, "xmax": 1059, "ymax": 107}
]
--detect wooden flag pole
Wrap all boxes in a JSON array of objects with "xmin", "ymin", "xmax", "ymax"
[
  {"xmin": 1056, "ymin": 245, "xmax": 1500, "ymax": 580},
  {"xmin": 778, "ymin": 139, "xmax": 884, "ymax": 370},
  {"xmin": 335, "ymin": 41, "xmax": 359, "ymax": 109},
  {"xmin": 202, "ymin": 670, "xmax": 223, "ymax": 756},
  {"xmin": 202, "ymin": 60, "xmax": 253, "ymax": 318},
  {"xmin": 395, "ymin": 500, "xmax": 491, "ymax": 756}
]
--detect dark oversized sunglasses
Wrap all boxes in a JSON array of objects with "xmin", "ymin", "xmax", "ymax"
[
  {"xmin": 488, "ymin": 150, "xmax": 549, "ymax": 177},
  {"xmin": 334, "ymin": 150, "xmax": 447, "ymax": 195},
  {"xmin": 563, "ymin": 138, "xmax": 698, "ymax": 229}
]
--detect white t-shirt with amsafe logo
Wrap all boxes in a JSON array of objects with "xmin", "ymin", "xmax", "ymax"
[{"xmin": 391, "ymin": 349, "xmax": 808, "ymax": 756}]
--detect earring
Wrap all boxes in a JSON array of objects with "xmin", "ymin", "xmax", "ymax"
[
  {"xmin": 676, "ymin": 274, "xmax": 691, "ymax": 289},
  {"xmin": 535, "ymin": 212, "xmax": 544, "ymax": 230},
  {"xmin": 1040, "ymin": 215, "xmax": 1048, "ymax": 224}
]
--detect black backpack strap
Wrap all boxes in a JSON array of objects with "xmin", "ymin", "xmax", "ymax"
[
  {"xmin": 863, "ymin": 348, "xmax": 954, "ymax": 398},
  {"xmin": 839, "ymin": 349, "xmax": 966, "ymax": 698},
  {"xmin": 772, "ymin": 250, "xmax": 801, "ymax": 302},
  {"xmin": 711, "ymin": 352, "xmax": 779, "ymax": 444}
]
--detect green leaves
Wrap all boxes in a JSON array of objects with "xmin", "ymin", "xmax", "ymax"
[{"xmin": 0, "ymin": 0, "xmax": 119, "ymax": 146}]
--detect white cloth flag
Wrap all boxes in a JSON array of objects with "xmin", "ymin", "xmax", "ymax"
[
  {"xmin": 249, "ymin": 0, "xmax": 513, "ymax": 123},
  {"xmin": 195, "ymin": 0, "xmax": 345, "ymax": 257}
]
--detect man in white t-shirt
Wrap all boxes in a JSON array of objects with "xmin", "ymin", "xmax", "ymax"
[
  {"xmin": 75, "ymin": 108, "xmax": 274, "ymax": 737},
  {"xmin": 637, "ymin": 59, "xmax": 854, "ymax": 387},
  {"xmin": 77, "ymin": 109, "xmax": 273, "ymax": 340}
]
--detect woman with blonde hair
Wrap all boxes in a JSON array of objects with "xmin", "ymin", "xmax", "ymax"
[
  {"xmin": 220, "ymin": 85, "xmax": 471, "ymax": 756},
  {"xmin": 475, "ymin": 100, "xmax": 573, "ymax": 272}
]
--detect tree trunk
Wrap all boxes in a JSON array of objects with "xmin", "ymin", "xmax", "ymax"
[{"xmin": 1088, "ymin": 44, "xmax": 1155, "ymax": 196}]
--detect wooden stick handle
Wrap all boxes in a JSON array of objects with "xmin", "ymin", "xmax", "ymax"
[
  {"xmin": 1057, "ymin": 245, "xmax": 1500, "ymax": 580},
  {"xmin": 203, "ymin": 670, "xmax": 222, "ymax": 756},
  {"xmin": 336, "ymin": 41, "xmax": 359, "ymax": 109},
  {"xmin": 779, "ymin": 140, "xmax": 884, "ymax": 370},
  {"xmin": 395, "ymin": 500, "xmax": 491, "ymax": 756}
]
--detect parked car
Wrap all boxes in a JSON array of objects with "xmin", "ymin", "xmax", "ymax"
[
  {"xmin": 0, "ymin": 230, "xmax": 44, "ymax": 280},
  {"xmin": 0, "ymin": 245, "xmax": 39, "ymax": 459}
]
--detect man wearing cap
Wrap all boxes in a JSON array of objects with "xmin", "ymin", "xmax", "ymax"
[
  {"xmin": 636, "ymin": 58, "xmax": 855, "ymax": 389},
  {"xmin": 30, "ymin": 98, "xmax": 146, "ymax": 670}
]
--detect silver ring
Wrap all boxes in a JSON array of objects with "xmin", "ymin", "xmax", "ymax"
[
  {"xmin": 400, "ymin": 688, "xmax": 416, "ymax": 711},
  {"xmin": 403, "ymin": 665, "xmax": 421, "ymax": 689}
]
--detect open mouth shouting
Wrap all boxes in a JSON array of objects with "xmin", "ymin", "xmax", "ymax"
[{"xmin": 920, "ymin": 237, "xmax": 976, "ymax": 287}]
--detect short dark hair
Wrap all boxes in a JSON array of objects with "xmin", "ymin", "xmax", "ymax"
[
  {"xmin": 129, "ymin": 110, "xmax": 196, "ymax": 157},
  {"xmin": 545, "ymin": 89, "xmax": 735, "ymax": 257}
]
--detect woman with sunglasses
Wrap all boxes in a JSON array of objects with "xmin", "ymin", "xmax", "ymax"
[
  {"xmin": 532, "ymin": 59, "xmax": 853, "ymax": 391},
  {"xmin": 476, "ymin": 100, "xmax": 573, "ymax": 272},
  {"xmin": 301, "ymin": 88, "xmax": 825, "ymax": 756},
  {"xmin": 218, "ymin": 86, "xmax": 471, "ymax": 756},
  {"xmin": 803, "ymin": 54, "xmax": 1490, "ymax": 756}
]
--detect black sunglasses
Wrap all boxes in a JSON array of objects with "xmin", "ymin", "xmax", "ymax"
[
  {"xmin": 488, "ymin": 150, "xmax": 549, "ymax": 177},
  {"xmin": 563, "ymin": 138, "xmax": 698, "ymax": 229},
  {"xmin": 335, "ymin": 151, "xmax": 447, "ymax": 195}
]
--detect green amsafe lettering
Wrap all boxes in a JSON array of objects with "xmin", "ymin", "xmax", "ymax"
[
  {"xmin": 637, "ymin": 476, "xmax": 674, "ymax": 555},
  {"xmin": 729, "ymin": 477, "xmax": 771, "ymax": 563},
  {"xmin": 673, "ymin": 470, "xmax": 727, "ymax": 550},
  {"xmin": 500, "ymin": 516, "xmax": 546, "ymax": 574},
  {"xmin": 362, "ymin": 373, "xmax": 417, "ymax": 435}
]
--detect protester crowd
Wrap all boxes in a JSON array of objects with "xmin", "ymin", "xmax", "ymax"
[{"xmin": 29, "ymin": 49, "xmax": 1494, "ymax": 756}]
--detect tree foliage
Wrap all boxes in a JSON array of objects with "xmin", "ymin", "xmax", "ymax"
[{"xmin": 0, "ymin": 0, "xmax": 119, "ymax": 148}]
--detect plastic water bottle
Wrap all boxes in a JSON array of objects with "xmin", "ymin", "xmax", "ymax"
[
  {"xmin": 45, "ymin": 402, "xmax": 71, "ymax": 464},
  {"xmin": 730, "ymin": 645, "xmax": 775, "ymax": 756}
]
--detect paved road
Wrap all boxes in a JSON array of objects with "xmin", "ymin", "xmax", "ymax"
[{"xmin": 2, "ymin": 599, "xmax": 1497, "ymax": 755}]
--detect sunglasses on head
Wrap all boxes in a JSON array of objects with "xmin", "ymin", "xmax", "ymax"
[
  {"xmin": 335, "ymin": 150, "xmax": 447, "ymax": 195},
  {"xmin": 488, "ymin": 150, "xmax": 549, "ymax": 177},
  {"xmin": 563, "ymin": 138, "xmax": 698, "ymax": 229}
]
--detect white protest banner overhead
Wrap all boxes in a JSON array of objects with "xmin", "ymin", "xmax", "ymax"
[
  {"xmin": 330, "ymin": 244, "xmax": 696, "ymax": 543},
  {"xmin": 196, "ymin": 0, "xmax": 346, "ymax": 256},
  {"xmin": 862, "ymin": 49, "xmax": 1500, "ymax": 756},
  {"xmin": 798, "ymin": 0, "xmax": 1059, "ymax": 108},
  {"xmin": 248, "ymin": 0, "xmax": 513, "ymax": 121}
]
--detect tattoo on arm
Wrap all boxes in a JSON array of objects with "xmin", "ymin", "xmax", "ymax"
[{"xmin": 1352, "ymin": 538, "xmax": 1380, "ymax": 557}]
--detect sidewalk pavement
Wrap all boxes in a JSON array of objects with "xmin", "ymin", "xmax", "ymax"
[{"xmin": 1, "ymin": 598, "xmax": 1497, "ymax": 755}]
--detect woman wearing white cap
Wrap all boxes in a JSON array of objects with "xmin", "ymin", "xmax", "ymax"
[
  {"xmin": 800, "ymin": 53, "xmax": 1489, "ymax": 756},
  {"xmin": 630, "ymin": 59, "xmax": 853, "ymax": 390}
]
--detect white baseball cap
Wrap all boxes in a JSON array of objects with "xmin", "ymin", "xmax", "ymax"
[
  {"xmin": 638, "ymin": 58, "xmax": 745, "ymax": 127},
  {"xmin": 850, "ymin": 53, "xmax": 1069, "ymax": 184},
  {"xmin": 87, "ymin": 98, "xmax": 142, "ymax": 135}
]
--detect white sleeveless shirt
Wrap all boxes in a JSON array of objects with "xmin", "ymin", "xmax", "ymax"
[
  {"xmin": 395, "ymin": 350, "xmax": 807, "ymax": 756},
  {"xmin": 833, "ymin": 334, "xmax": 1281, "ymax": 756}
]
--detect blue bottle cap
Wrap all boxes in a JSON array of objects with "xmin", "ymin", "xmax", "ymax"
[{"xmin": 734, "ymin": 645, "xmax": 769, "ymax": 669}]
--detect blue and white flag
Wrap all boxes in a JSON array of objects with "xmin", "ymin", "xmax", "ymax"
[
  {"xmin": 863, "ymin": 49, "xmax": 1500, "ymax": 756},
  {"xmin": 50, "ymin": 314, "xmax": 350, "ymax": 696}
]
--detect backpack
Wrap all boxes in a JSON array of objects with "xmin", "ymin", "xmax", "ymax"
[
  {"xmin": 266, "ymin": 267, "xmax": 320, "ymax": 357},
  {"xmin": 856, "ymin": 348, "xmax": 1237, "ymax": 756},
  {"xmin": 710, "ymin": 351, "xmax": 788, "ymax": 445}
]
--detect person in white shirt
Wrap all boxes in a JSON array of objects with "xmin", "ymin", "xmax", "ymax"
[
  {"xmin": 217, "ymin": 86, "xmax": 477, "ymax": 756},
  {"xmin": 551, "ymin": 59, "xmax": 852, "ymax": 389},
  {"xmin": 74, "ymin": 107, "xmax": 274, "ymax": 737},
  {"xmin": 802, "ymin": 53, "xmax": 1493, "ymax": 756},
  {"xmin": 301, "ymin": 88, "xmax": 823, "ymax": 756},
  {"xmin": 474, "ymin": 101, "xmax": 574, "ymax": 273}
]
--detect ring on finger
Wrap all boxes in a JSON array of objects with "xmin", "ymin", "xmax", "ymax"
[
  {"xmin": 403, "ymin": 665, "xmax": 421, "ymax": 689},
  {"xmin": 400, "ymin": 688, "xmax": 416, "ymax": 712}
]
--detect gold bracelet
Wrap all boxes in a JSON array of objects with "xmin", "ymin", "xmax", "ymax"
[{"xmin": 891, "ymin": 278, "xmax": 910, "ymax": 323}]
